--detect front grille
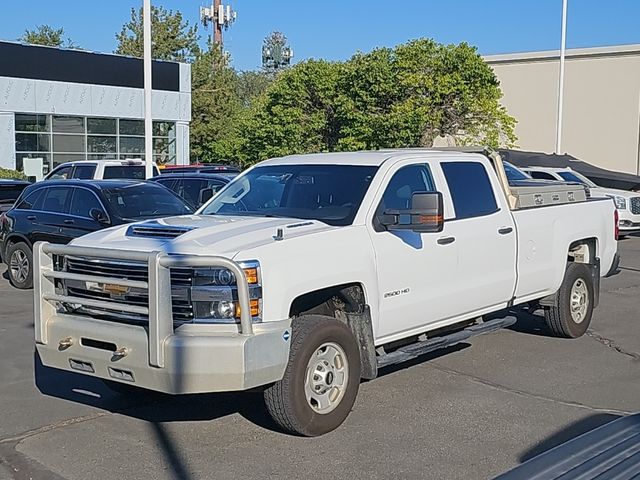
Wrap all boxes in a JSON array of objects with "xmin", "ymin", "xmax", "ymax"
[
  {"xmin": 63, "ymin": 257, "xmax": 194, "ymax": 323},
  {"xmin": 630, "ymin": 197, "xmax": 640, "ymax": 215}
]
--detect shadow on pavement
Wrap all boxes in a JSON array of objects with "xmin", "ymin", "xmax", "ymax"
[{"xmin": 518, "ymin": 413, "xmax": 621, "ymax": 463}]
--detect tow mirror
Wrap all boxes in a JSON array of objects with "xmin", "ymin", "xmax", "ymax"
[
  {"xmin": 199, "ymin": 188, "xmax": 214, "ymax": 205},
  {"xmin": 89, "ymin": 208, "xmax": 110, "ymax": 225},
  {"xmin": 380, "ymin": 191, "xmax": 444, "ymax": 233}
]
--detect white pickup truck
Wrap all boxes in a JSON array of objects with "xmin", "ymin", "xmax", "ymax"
[{"xmin": 34, "ymin": 149, "xmax": 619, "ymax": 436}]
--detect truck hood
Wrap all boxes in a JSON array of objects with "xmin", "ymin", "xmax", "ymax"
[{"xmin": 70, "ymin": 215, "xmax": 335, "ymax": 257}]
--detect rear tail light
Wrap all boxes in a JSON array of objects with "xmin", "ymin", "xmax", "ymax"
[{"xmin": 614, "ymin": 208, "xmax": 619, "ymax": 240}]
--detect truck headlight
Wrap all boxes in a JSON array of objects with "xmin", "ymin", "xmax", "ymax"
[
  {"xmin": 610, "ymin": 195, "xmax": 627, "ymax": 210},
  {"xmin": 189, "ymin": 261, "xmax": 261, "ymax": 323}
]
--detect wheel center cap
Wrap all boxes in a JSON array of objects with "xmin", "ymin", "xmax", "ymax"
[{"xmin": 325, "ymin": 371, "xmax": 334, "ymax": 385}]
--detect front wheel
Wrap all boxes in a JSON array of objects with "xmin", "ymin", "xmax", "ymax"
[
  {"xmin": 545, "ymin": 262, "xmax": 595, "ymax": 338},
  {"xmin": 264, "ymin": 315, "xmax": 361, "ymax": 436}
]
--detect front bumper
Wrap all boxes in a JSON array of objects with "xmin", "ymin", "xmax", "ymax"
[
  {"xmin": 36, "ymin": 316, "xmax": 291, "ymax": 394},
  {"xmin": 33, "ymin": 242, "xmax": 290, "ymax": 394}
]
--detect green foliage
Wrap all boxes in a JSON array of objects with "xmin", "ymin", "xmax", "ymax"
[
  {"xmin": 115, "ymin": 6, "xmax": 199, "ymax": 62},
  {"xmin": 236, "ymin": 39, "xmax": 516, "ymax": 163},
  {"xmin": 20, "ymin": 25, "xmax": 79, "ymax": 48},
  {"xmin": 190, "ymin": 44, "xmax": 244, "ymax": 163},
  {"xmin": 0, "ymin": 168, "xmax": 27, "ymax": 180}
]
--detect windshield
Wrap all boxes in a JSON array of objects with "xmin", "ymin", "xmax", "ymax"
[
  {"xmin": 103, "ymin": 183, "xmax": 193, "ymax": 219},
  {"xmin": 503, "ymin": 162, "xmax": 531, "ymax": 182},
  {"xmin": 200, "ymin": 164, "xmax": 378, "ymax": 226},
  {"xmin": 557, "ymin": 171, "xmax": 597, "ymax": 187}
]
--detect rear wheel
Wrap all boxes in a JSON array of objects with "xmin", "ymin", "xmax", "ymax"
[
  {"xmin": 264, "ymin": 315, "xmax": 361, "ymax": 436},
  {"xmin": 7, "ymin": 242, "xmax": 33, "ymax": 289},
  {"xmin": 545, "ymin": 262, "xmax": 594, "ymax": 338}
]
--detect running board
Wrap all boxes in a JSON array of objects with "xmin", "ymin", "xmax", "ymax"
[{"xmin": 376, "ymin": 316, "xmax": 517, "ymax": 369}]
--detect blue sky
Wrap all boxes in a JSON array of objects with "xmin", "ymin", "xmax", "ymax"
[{"xmin": 1, "ymin": 0, "xmax": 639, "ymax": 70}]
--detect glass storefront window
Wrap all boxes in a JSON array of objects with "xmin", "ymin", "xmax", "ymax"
[
  {"xmin": 88, "ymin": 154, "xmax": 118, "ymax": 160},
  {"xmin": 119, "ymin": 119, "xmax": 144, "ymax": 136},
  {"xmin": 52, "ymin": 116, "xmax": 85, "ymax": 133},
  {"xmin": 53, "ymin": 134, "xmax": 85, "ymax": 153},
  {"xmin": 87, "ymin": 118, "xmax": 117, "ymax": 135},
  {"xmin": 15, "ymin": 114, "xmax": 50, "ymax": 132},
  {"xmin": 120, "ymin": 136, "xmax": 145, "ymax": 154},
  {"xmin": 87, "ymin": 136, "xmax": 117, "ymax": 153},
  {"xmin": 15, "ymin": 133, "xmax": 50, "ymax": 152},
  {"xmin": 53, "ymin": 153, "xmax": 86, "ymax": 166},
  {"xmin": 14, "ymin": 114, "xmax": 178, "ymax": 170},
  {"xmin": 153, "ymin": 121, "xmax": 175, "ymax": 137}
]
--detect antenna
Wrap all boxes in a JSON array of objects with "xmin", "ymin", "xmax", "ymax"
[{"xmin": 200, "ymin": 0, "xmax": 237, "ymax": 47}]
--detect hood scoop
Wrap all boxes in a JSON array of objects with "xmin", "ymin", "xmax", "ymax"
[{"xmin": 126, "ymin": 222, "xmax": 195, "ymax": 239}]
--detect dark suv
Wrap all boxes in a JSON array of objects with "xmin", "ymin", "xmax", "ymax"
[
  {"xmin": 1, "ymin": 180, "xmax": 192, "ymax": 289},
  {"xmin": 150, "ymin": 172, "xmax": 234, "ymax": 209}
]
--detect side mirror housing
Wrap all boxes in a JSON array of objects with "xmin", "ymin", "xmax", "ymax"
[
  {"xmin": 199, "ymin": 187, "xmax": 214, "ymax": 205},
  {"xmin": 89, "ymin": 208, "xmax": 110, "ymax": 225},
  {"xmin": 380, "ymin": 191, "xmax": 444, "ymax": 233}
]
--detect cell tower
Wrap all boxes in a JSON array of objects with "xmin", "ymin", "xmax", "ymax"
[
  {"xmin": 262, "ymin": 31, "xmax": 294, "ymax": 74},
  {"xmin": 200, "ymin": 0, "xmax": 237, "ymax": 47}
]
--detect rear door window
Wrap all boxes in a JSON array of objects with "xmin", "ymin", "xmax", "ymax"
[
  {"xmin": 40, "ymin": 187, "xmax": 72, "ymax": 214},
  {"xmin": 69, "ymin": 188, "xmax": 103, "ymax": 218},
  {"xmin": 441, "ymin": 162, "xmax": 498, "ymax": 220}
]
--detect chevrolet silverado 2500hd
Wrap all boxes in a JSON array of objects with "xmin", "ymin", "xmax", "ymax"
[{"xmin": 33, "ymin": 149, "xmax": 618, "ymax": 436}]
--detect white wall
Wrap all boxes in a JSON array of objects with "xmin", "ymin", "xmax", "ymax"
[{"xmin": 0, "ymin": 112, "xmax": 15, "ymax": 169}]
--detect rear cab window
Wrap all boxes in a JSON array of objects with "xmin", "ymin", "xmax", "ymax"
[
  {"xmin": 103, "ymin": 165, "xmax": 159, "ymax": 179},
  {"xmin": 441, "ymin": 161, "xmax": 499, "ymax": 220}
]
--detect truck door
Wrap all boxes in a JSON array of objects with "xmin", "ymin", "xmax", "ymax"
[
  {"xmin": 436, "ymin": 160, "xmax": 517, "ymax": 314},
  {"xmin": 368, "ymin": 162, "xmax": 461, "ymax": 340}
]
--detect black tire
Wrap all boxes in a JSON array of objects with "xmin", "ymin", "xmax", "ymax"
[
  {"xmin": 264, "ymin": 315, "xmax": 361, "ymax": 436},
  {"xmin": 545, "ymin": 262, "xmax": 595, "ymax": 338},
  {"xmin": 6, "ymin": 242, "xmax": 33, "ymax": 289}
]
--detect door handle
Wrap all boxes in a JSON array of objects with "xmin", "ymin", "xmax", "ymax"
[
  {"xmin": 437, "ymin": 236, "xmax": 456, "ymax": 245},
  {"xmin": 63, "ymin": 219, "xmax": 74, "ymax": 225},
  {"xmin": 26, "ymin": 215, "xmax": 36, "ymax": 220},
  {"xmin": 498, "ymin": 227, "xmax": 513, "ymax": 235}
]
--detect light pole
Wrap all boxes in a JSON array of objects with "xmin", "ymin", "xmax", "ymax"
[
  {"xmin": 143, "ymin": 0, "xmax": 153, "ymax": 179},
  {"xmin": 555, "ymin": 0, "xmax": 568, "ymax": 154}
]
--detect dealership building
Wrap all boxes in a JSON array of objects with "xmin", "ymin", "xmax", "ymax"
[
  {"xmin": 485, "ymin": 44, "xmax": 640, "ymax": 175},
  {"xmin": 0, "ymin": 40, "xmax": 191, "ymax": 174}
]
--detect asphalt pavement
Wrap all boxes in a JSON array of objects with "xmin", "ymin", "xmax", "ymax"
[{"xmin": 0, "ymin": 238, "xmax": 639, "ymax": 480}]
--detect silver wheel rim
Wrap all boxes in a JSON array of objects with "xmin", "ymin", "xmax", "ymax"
[
  {"xmin": 304, "ymin": 342, "xmax": 349, "ymax": 414},
  {"xmin": 570, "ymin": 278, "xmax": 589, "ymax": 324},
  {"xmin": 9, "ymin": 249, "xmax": 29, "ymax": 284}
]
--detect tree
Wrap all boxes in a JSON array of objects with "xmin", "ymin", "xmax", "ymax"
[
  {"xmin": 20, "ymin": 25, "xmax": 79, "ymax": 48},
  {"xmin": 189, "ymin": 44, "xmax": 243, "ymax": 163},
  {"xmin": 237, "ymin": 39, "xmax": 516, "ymax": 163},
  {"xmin": 115, "ymin": 6, "xmax": 199, "ymax": 62}
]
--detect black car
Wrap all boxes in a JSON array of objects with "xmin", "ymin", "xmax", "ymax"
[
  {"xmin": 150, "ymin": 172, "xmax": 235, "ymax": 209},
  {"xmin": 0, "ymin": 179, "xmax": 31, "ymax": 214},
  {"xmin": 0, "ymin": 180, "xmax": 193, "ymax": 289}
]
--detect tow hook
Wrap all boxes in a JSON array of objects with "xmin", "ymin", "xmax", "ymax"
[
  {"xmin": 58, "ymin": 337, "xmax": 74, "ymax": 350},
  {"xmin": 111, "ymin": 347, "xmax": 129, "ymax": 360}
]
